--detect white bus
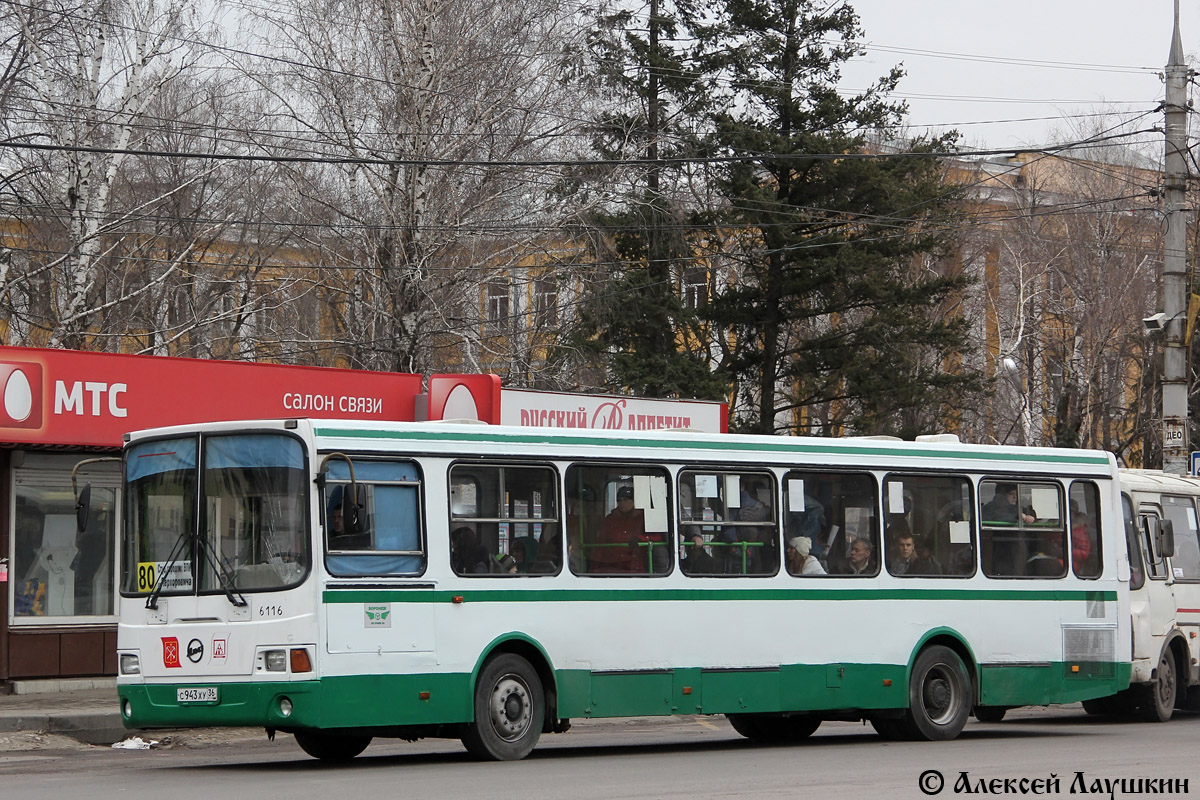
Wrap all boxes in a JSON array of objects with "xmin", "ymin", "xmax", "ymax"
[
  {"xmin": 106, "ymin": 419, "xmax": 1131, "ymax": 760},
  {"xmin": 1077, "ymin": 469, "xmax": 1200, "ymax": 721}
]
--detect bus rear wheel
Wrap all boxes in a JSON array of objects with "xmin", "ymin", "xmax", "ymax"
[
  {"xmin": 461, "ymin": 653, "xmax": 544, "ymax": 761},
  {"xmin": 1140, "ymin": 647, "xmax": 1177, "ymax": 723},
  {"xmin": 905, "ymin": 645, "xmax": 971, "ymax": 741},
  {"xmin": 293, "ymin": 731, "xmax": 372, "ymax": 761},
  {"xmin": 726, "ymin": 713, "xmax": 820, "ymax": 742}
]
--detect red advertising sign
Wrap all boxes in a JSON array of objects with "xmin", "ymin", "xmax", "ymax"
[{"xmin": 0, "ymin": 346, "xmax": 423, "ymax": 448}]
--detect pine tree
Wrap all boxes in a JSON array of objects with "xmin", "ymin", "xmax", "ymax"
[
  {"xmin": 697, "ymin": 0, "xmax": 983, "ymax": 435},
  {"xmin": 568, "ymin": 0, "xmax": 727, "ymax": 400}
]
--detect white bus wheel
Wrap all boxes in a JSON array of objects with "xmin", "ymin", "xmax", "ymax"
[{"xmin": 462, "ymin": 653, "xmax": 544, "ymax": 761}]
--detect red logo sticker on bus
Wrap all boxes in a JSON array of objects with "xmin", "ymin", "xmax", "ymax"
[
  {"xmin": 211, "ymin": 638, "xmax": 226, "ymax": 661},
  {"xmin": 162, "ymin": 637, "xmax": 181, "ymax": 668}
]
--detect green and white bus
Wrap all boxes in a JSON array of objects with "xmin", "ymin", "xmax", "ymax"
[
  {"xmin": 1076, "ymin": 469, "xmax": 1200, "ymax": 721},
  {"xmin": 109, "ymin": 419, "xmax": 1131, "ymax": 760}
]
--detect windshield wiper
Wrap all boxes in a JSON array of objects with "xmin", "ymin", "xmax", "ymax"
[
  {"xmin": 145, "ymin": 525, "xmax": 248, "ymax": 610},
  {"xmin": 145, "ymin": 527, "xmax": 193, "ymax": 611},
  {"xmin": 196, "ymin": 535, "xmax": 248, "ymax": 608}
]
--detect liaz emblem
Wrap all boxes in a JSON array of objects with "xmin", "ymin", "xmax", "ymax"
[{"xmin": 364, "ymin": 603, "xmax": 392, "ymax": 628}]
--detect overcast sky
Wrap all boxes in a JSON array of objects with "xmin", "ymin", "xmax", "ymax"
[{"xmin": 839, "ymin": 0, "xmax": 1199, "ymax": 152}]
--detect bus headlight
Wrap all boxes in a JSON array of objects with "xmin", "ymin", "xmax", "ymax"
[
  {"xmin": 279, "ymin": 697, "xmax": 293, "ymax": 717},
  {"xmin": 264, "ymin": 650, "xmax": 287, "ymax": 672},
  {"xmin": 119, "ymin": 654, "xmax": 141, "ymax": 675}
]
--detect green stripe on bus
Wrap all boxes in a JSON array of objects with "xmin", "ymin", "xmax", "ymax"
[
  {"xmin": 312, "ymin": 427, "xmax": 1111, "ymax": 466},
  {"xmin": 322, "ymin": 587, "xmax": 1116, "ymax": 604},
  {"xmin": 118, "ymin": 658, "xmax": 1131, "ymax": 730}
]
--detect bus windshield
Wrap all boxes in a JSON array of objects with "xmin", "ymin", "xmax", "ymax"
[{"xmin": 123, "ymin": 433, "xmax": 309, "ymax": 596}]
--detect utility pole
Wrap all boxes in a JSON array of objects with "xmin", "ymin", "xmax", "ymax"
[{"xmin": 1161, "ymin": 0, "xmax": 1190, "ymax": 474}]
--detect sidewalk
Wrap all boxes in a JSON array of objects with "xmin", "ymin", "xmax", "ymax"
[{"xmin": 0, "ymin": 680, "xmax": 128, "ymax": 746}]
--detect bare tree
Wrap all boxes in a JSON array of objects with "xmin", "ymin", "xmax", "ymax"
[
  {"xmin": 238, "ymin": 0, "xmax": 587, "ymax": 376},
  {"xmin": 960, "ymin": 143, "xmax": 1159, "ymax": 459},
  {"xmin": 1, "ymin": 0, "xmax": 225, "ymax": 349}
]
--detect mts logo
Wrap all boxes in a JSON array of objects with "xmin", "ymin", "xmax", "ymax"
[
  {"xmin": 0, "ymin": 361, "xmax": 43, "ymax": 429},
  {"xmin": 54, "ymin": 380, "xmax": 127, "ymax": 418}
]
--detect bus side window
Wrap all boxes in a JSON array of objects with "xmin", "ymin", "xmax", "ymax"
[
  {"xmin": 1161, "ymin": 495, "xmax": 1200, "ymax": 580},
  {"xmin": 1140, "ymin": 514, "xmax": 1168, "ymax": 579},
  {"xmin": 1121, "ymin": 494, "xmax": 1145, "ymax": 590},
  {"xmin": 449, "ymin": 464, "xmax": 559, "ymax": 577},
  {"xmin": 567, "ymin": 464, "xmax": 671, "ymax": 577},
  {"xmin": 980, "ymin": 479, "xmax": 1065, "ymax": 579},
  {"xmin": 884, "ymin": 474, "xmax": 974, "ymax": 578},
  {"xmin": 1069, "ymin": 482, "xmax": 1102, "ymax": 579},
  {"xmin": 680, "ymin": 470, "xmax": 777, "ymax": 577},
  {"xmin": 325, "ymin": 460, "xmax": 425, "ymax": 578},
  {"xmin": 783, "ymin": 471, "xmax": 877, "ymax": 577}
]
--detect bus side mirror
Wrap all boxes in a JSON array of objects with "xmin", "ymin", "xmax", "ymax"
[
  {"xmin": 75, "ymin": 483, "xmax": 91, "ymax": 535},
  {"xmin": 1158, "ymin": 518, "xmax": 1176, "ymax": 559}
]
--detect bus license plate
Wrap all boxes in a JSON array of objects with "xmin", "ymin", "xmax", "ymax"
[{"xmin": 177, "ymin": 687, "xmax": 218, "ymax": 704}]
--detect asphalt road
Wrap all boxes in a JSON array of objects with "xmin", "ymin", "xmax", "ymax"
[{"xmin": 0, "ymin": 705, "xmax": 1195, "ymax": 799}]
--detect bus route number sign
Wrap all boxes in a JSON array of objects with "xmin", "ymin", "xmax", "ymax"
[{"xmin": 136, "ymin": 561, "xmax": 195, "ymax": 594}]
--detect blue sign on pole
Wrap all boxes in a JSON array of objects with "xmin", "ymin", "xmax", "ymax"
[{"xmin": 1191, "ymin": 451, "xmax": 1200, "ymax": 476}]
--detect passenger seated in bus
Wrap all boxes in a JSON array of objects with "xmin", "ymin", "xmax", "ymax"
[
  {"xmin": 845, "ymin": 536, "xmax": 876, "ymax": 574},
  {"xmin": 496, "ymin": 553, "xmax": 518, "ymax": 574},
  {"xmin": 682, "ymin": 532, "xmax": 719, "ymax": 575},
  {"xmin": 785, "ymin": 490, "xmax": 826, "ymax": 560},
  {"xmin": 1026, "ymin": 531, "xmax": 1065, "ymax": 577},
  {"xmin": 910, "ymin": 534, "xmax": 944, "ymax": 575},
  {"xmin": 529, "ymin": 530, "xmax": 562, "ymax": 574},
  {"xmin": 450, "ymin": 526, "xmax": 492, "ymax": 575},
  {"xmin": 510, "ymin": 536, "xmax": 538, "ymax": 573},
  {"xmin": 591, "ymin": 485, "xmax": 646, "ymax": 573},
  {"xmin": 326, "ymin": 486, "xmax": 370, "ymax": 550},
  {"xmin": 1068, "ymin": 501, "xmax": 1092, "ymax": 569},
  {"xmin": 983, "ymin": 484, "xmax": 1035, "ymax": 525},
  {"xmin": 785, "ymin": 536, "xmax": 825, "ymax": 575},
  {"xmin": 887, "ymin": 520, "xmax": 916, "ymax": 574}
]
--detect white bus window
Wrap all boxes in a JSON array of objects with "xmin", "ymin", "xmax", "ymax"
[
  {"xmin": 449, "ymin": 464, "xmax": 559, "ymax": 577},
  {"xmin": 1069, "ymin": 482, "xmax": 1102, "ymax": 579},
  {"xmin": 566, "ymin": 464, "xmax": 670, "ymax": 576},
  {"xmin": 980, "ymin": 480, "xmax": 1065, "ymax": 579},
  {"xmin": 325, "ymin": 460, "xmax": 424, "ymax": 578},
  {"xmin": 884, "ymin": 475, "xmax": 974, "ymax": 578},
  {"xmin": 679, "ymin": 471, "xmax": 777, "ymax": 576},
  {"xmin": 1161, "ymin": 495, "xmax": 1200, "ymax": 580},
  {"xmin": 782, "ymin": 472, "xmax": 877, "ymax": 577}
]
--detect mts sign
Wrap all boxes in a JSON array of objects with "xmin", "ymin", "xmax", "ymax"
[{"xmin": 54, "ymin": 380, "xmax": 128, "ymax": 418}]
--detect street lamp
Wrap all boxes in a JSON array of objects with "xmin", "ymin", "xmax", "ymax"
[{"xmin": 1001, "ymin": 357, "xmax": 1033, "ymax": 446}]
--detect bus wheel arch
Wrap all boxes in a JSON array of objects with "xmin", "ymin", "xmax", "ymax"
[{"xmin": 471, "ymin": 636, "xmax": 562, "ymax": 734}]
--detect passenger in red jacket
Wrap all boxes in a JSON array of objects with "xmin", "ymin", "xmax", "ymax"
[{"xmin": 591, "ymin": 486, "xmax": 647, "ymax": 573}]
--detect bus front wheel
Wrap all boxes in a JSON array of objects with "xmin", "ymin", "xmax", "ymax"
[
  {"xmin": 906, "ymin": 645, "xmax": 971, "ymax": 741},
  {"xmin": 462, "ymin": 653, "xmax": 544, "ymax": 761},
  {"xmin": 1141, "ymin": 647, "xmax": 1177, "ymax": 723},
  {"xmin": 293, "ymin": 731, "xmax": 372, "ymax": 761}
]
